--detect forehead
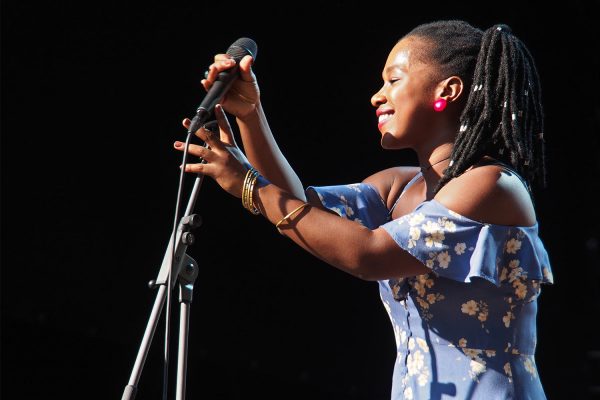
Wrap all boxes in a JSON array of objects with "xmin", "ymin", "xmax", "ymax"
[{"xmin": 385, "ymin": 37, "xmax": 432, "ymax": 72}]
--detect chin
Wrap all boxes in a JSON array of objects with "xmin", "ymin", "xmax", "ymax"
[{"xmin": 380, "ymin": 132, "xmax": 404, "ymax": 149}]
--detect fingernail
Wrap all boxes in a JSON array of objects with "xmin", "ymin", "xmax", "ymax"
[{"xmin": 174, "ymin": 141, "xmax": 182, "ymax": 148}]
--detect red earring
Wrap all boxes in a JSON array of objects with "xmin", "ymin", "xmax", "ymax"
[{"xmin": 433, "ymin": 98, "xmax": 447, "ymax": 112}]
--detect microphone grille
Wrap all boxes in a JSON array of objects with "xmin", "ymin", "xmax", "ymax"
[{"xmin": 226, "ymin": 37, "xmax": 258, "ymax": 62}]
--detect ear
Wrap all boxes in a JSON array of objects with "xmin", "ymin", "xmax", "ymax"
[{"xmin": 436, "ymin": 76, "xmax": 464, "ymax": 104}]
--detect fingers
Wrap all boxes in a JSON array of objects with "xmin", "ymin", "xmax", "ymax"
[
  {"xmin": 200, "ymin": 54, "xmax": 256, "ymax": 88},
  {"xmin": 175, "ymin": 117, "xmax": 224, "ymax": 155},
  {"xmin": 214, "ymin": 53, "xmax": 232, "ymax": 63},
  {"xmin": 238, "ymin": 55, "xmax": 255, "ymax": 83},
  {"xmin": 182, "ymin": 161, "xmax": 218, "ymax": 176},
  {"xmin": 193, "ymin": 125, "xmax": 225, "ymax": 151},
  {"xmin": 173, "ymin": 141, "xmax": 216, "ymax": 162},
  {"xmin": 174, "ymin": 140, "xmax": 212, "ymax": 174},
  {"xmin": 180, "ymin": 106, "xmax": 233, "ymax": 149},
  {"xmin": 214, "ymin": 104, "xmax": 237, "ymax": 146},
  {"xmin": 181, "ymin": 118, "xmax": 222, "ymax": 147},
  {"xmin": 173, "ymin": 135, "xmax": 219, "ymax": 176},
  {"xmin": 201, "ymin": 56, "xmax": 236, "ymax": 91}
]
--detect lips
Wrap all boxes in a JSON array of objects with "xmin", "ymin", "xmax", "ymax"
[{"xmin": 376, "ymin": 109, "xmax": 394, "ymax": 129}]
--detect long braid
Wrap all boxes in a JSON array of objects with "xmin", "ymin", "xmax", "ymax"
[
  {"xmin": 446, "ymin": 27, "xmax": 499, "ymax": 175},
  {"xmin": 405, "ymin": 21, "xmax": 546, "ymax": 192}
]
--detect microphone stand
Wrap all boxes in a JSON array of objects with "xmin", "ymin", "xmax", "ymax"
[
  {"xmin": 120, "ymin": 34, "xmax": 256, "ymax": 394},
  {"xmin": 121, "ymin": 172, "xmax": 205, "ymax": 400}
]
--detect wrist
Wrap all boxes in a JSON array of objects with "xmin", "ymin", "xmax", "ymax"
[
  {"xmin": 241, "ymin": 167, "xmax": 270, "ymax": 215},
  {"xmin": 236, "ymin": 101, "xmax": 262, "ymax": 125}
]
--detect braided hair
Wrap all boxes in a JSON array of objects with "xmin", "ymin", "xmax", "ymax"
[{"xmin": 405, "ymin": 20, "xmax": 545, "ymax": 192}]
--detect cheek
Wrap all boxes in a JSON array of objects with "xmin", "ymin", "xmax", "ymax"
[
  {"xmin": 381, "ymin": 81, "xmax": 435, "ymax": 146},
  {"xmin": 392, "ymin": 100, "xmax": 421, "ymax": 133},
  {"xmin": 390, "ymin": 84, "xmax": 424, "ymax": 121},
  {"xmin": 394, "ymin": 84, "xmax": 434, "ymax": 129},
  {"xmin": 386, "ymin": 102, "xmax": 434, "ymax": 147}
]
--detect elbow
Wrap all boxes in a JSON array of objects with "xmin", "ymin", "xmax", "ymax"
[
  {"xmin": 354, "ymin": 271, "xmax": 379, "ymax": 282},
  {"xmin": 330, "ymin": 256, "xmax": 375, "ymax": 281},
  {"xmin": 347, "ymin": 233, "xmax": 392, "ymax": 281},
  {"xmin": 353, "ymin": 256, "xmax": 405, "ymax": 281},
  {"xmin": 353, "ymin": 265, "xmax": 384, "ymax": 282},
  {"xmin": 348, "ymin": 253, "xmax": 382, "ymax": 282},
  {"xmin": 327, "ymin": 230, "xmax": 390, "ymax": 281}
]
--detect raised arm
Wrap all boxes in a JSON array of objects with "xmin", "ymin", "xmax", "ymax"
[
  {"xmin": 200, "ymin": 55, "xmax": 305, "ymax": 200},
  {"xmin": 174, "ymin": 113, "xmax": 430, "ymax": 281}
]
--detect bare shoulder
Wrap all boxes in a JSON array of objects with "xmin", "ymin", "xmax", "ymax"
[
  {"xmin": 304, "ymin": 166, "xmax": 419, "ymax": 211},
  {"xmin": 363, "ymin": 166, "xmax": 421, "ymax": 210},
  {"xmin": 434, "ymin": 164, "xmax": 537, "ymax": 226}
]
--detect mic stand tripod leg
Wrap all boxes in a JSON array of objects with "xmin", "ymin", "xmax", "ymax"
[
  {"xmin": 121, "ymin": 254, "xmax": 199, "ymax": 400},
  {"xmin": 176, "ymin": 256, "xmax": 199, "ymax": 400},
  {"xmin": 122, "ymin": 285, "xmax": 167, "ymax": 400}
]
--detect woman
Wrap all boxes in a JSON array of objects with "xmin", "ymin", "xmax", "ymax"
[{"xmin": 174, "ymin": 20, "xmax": 553, "ymax": 399}]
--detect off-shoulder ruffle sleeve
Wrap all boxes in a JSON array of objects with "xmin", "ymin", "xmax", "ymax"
[
  {"xmin": 305, "ymin": 183, "xmax": 389, "ymax": 230},
  {"xmin": 381, "ymin": 200, "xmax": 553, "ymax": 286}
]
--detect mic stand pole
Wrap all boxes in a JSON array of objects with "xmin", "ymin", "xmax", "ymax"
[
  {"xmin": 176, "ymin": 254, "xmax": 199, "ymax": 400},
  {"xmin": 122, "ymin": 174, "xmax": 205, "ymax": 400}
]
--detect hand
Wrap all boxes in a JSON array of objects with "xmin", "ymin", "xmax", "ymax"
[
  {"xmin": 202, "ymin": 54, "xmax": 259, "ymax": 119},
  {"xmin": 174, "ymin": 104, "xmax": 249, "ymax": 198}
]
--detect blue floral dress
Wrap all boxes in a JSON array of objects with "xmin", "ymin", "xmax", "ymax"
[{"xmin": 307, "ymin": 172, "xmax": 553, "ymax": 400}]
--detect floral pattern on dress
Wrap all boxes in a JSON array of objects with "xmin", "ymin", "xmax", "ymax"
[{"xmin": 306, "ymin": 181, "xmax": 553, "ymax": 399}]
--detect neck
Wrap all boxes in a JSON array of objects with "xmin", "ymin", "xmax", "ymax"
[
  {"xmin": 421, "ymin": 155, "xmax": 451, "ymax": 173},
  {"xmin": 417, "ymin": 141, "xmax": 453, "ymax": 165},
  {"xmin": 417, "ymin": 144, "xmax": 454, "ymax": 198}
]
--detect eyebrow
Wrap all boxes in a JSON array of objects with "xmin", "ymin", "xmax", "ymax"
[{"xmin": 385, "ymin": 64, "xmax": 406, "ymax": 75}]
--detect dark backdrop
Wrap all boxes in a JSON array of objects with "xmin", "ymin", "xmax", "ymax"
[{"xmin": 2, "ymin": 1, "xmax": 599, "ymax": 399}]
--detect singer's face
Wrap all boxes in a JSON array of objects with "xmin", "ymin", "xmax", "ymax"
[{"xmin": 371, "ymin": 37, "xmax": 441, "ymax": 150}]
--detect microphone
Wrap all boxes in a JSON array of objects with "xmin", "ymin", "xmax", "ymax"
[{"xmin": 187, "ymin": 37, "xmax": 258, "ymax": 135}]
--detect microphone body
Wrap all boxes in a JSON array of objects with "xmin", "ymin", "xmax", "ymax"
[{"xmin": 187, "ymin": 38, "xmax": 257, "ymax": 134}]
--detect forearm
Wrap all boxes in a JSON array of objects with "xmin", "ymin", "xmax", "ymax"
[
  {"xmin": 237, "ymin": 103, "xmax": 306, "ymax": 200},
  {"xmin": 254, "ymin": 183, "xmax": 381, "ymax": 280}
]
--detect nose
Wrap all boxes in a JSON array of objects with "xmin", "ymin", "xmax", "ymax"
[{"xmin": 371, "ymin": 89, "xmax": 386, "ymax": 107}]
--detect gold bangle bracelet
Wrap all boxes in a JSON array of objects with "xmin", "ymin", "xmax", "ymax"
[
  {"xmin": 247, "ymin": 172, "xmax": 260, "ymax": 215},
  {"xmin": 275, "ymin": 203, "xmax": 310, "ymax": 230},
  {"xmin": 242, "ymin": 168, "xmax": 252, "ymax": 211},
  {"xmin": 242, "ymin": 168, "xmax": 260, "ymax": 215},
  {"xmin": 241, "ymin": 168, "xmax": 253, "ymax": 211}
]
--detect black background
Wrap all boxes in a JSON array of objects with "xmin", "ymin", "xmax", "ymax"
[{"xmin": 2, "ymin": 1, "xmax": 600, "ymax": 399}]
